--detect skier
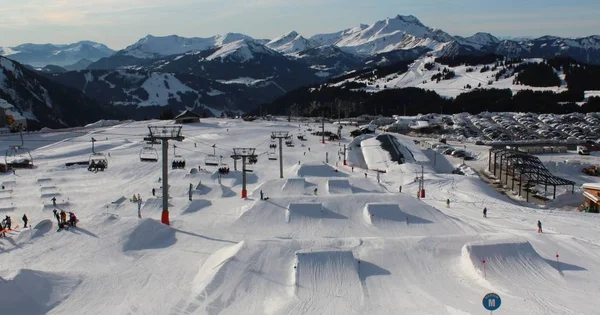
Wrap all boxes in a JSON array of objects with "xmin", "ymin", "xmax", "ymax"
[
  {"xmin": 537, "ymin": 220, "xmax": 543, "ymax": 233},
  {"xmin": 152, "ymin": 188, "xmax": 156, "ymax": 196},
  {"xmin": 483, "ymin": 207, "xmax": 487, "ymax": 218},
  {"xmin": 398, "ymin": 185, "xmax": 402, "ymax": 193},
  {"xmin": 351, "ymin": 166, "xmax": 354, "ymax": 172},
  {"xmin": 446, "ymin": 198, "xmax": 450, "ymax": 208},
  {"xmin": 260, "ymin": 190, "xmax": 264, "ymax": 201},
  {"xmin": 51, "ymin": 196, "xmax": 57, "ymax": 207},
  {"xmin": 53, "ymin": 209, "xmax": 60, "ymax": 225},
  {"xmin": 314, "ymin": 188, "xmax": 318, "ymax": 195},
  {"xmin": 364, "ymin": 173, "xmax": 367, "ymax": 178},
  {"xmin": 22, "ymin": 214, "xmax": 28, "ymax": 228},
  {"xmin": 4, "ymin": 215, "xmax": 11, "ymax": 230},
  {"xmin": 60, "ymin": 210, "xmax": 67, "ymax": 226}
]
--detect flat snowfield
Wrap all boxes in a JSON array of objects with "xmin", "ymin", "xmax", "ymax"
[{"xmin": 1, "ymin": 118, "xmax": 600, "ymax": 315}]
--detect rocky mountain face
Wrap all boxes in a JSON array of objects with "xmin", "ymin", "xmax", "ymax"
[{"xmin": 0, "ymin": 56, "xmax": 124, "ymax": 129}]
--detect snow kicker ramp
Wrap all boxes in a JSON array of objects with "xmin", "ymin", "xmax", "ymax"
[
  {"xmin": 296, "ymin": 163, "xmax": 348, "ymax": 177},
  {"xmin": 281, "ymin": 178, "xmax": 306, "ymax": 195},
  {"xmin": 286, "ymin": 203, "xmax": 326, "ymax": 223},
  {"xmin": 292, "ymin": 250, "xmax": 363, "ymax": 314},
  {"xmin": 364, "ymin": 203, "xmax": 432, "ymax": 226},
  {"xmin": 327, "ymin": 179, "xmax": 353, "ymax": 194},
  {"xmin": 461, "ymin": 239, "xmax": 562, "ymax": 285}
]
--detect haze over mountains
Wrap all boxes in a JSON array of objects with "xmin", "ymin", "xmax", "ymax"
[{"xmin": 2, "ymin": 14, "xmax": 600, "ymax": 127}]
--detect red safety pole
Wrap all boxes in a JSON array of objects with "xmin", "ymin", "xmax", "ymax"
[
  {"xmin": 556, "ymin": 252, "xmax": 561, "ymax": 273},
  {"xmin": 482, "ymin": 258, "xmax": 486, "ymax": 279}
]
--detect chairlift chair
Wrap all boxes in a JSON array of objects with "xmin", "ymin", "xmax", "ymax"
[
  {"xmin": 205, "ymin": 155, "xmax": 219, "ymax": 166},
  {"xmin": 172, "ymin": 145, "xmax": 186, "ymax": 169},
  {"xmin": 139, "ymin": 146, "xmax": 159, "ymax": 162},
  {"xmin": 88, "ymin": 153, "xmax": 108, "ymax": 171},
  {"xmin": 268, "ymin": 148, "xmax": 277, "ymax": 160},
  {"xmin": 5, "ymin": 145, "xmax": 34, "ymax": 169}
]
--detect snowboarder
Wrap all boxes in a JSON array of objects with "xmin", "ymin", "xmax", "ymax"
[
  {"xmin": 60, "ymin": 210, "xmax": 67, "ymax": 225},
  {"xmin": 314, "ymin": 188, "xmax": 318, "ymax": 195},
  {"xmin": 4, "ymin": 216, "xmax": 11, "ymax": 230},
  {"xmin": 53, "ymin": 209, "xmax": 60, "ymax": 225},
  {"xmin": 158, "ymin": 177, "xmax": 161, "ymax": 183},
  {"xmin": 446, "ymin": 199, "xmax": 450, "ymax": 208},
  {"xmin": 351, "ymin": 167, "xmax": 354, "ymax": 172},
  {"xmin": 364, "ymin": 173, "xmax": 367, "ymax": 178},
  {"xmin": 308, "ymin": 147, "xmax": 311, "ymax": 152},
  {"xmin": 194, "ymin": 143, "xmax": 197, "ymax": 148},
  {"xmin": 152, "ymin": 188, "xmax": 156, "ymax": 196},
  {"xmin": 483, "ymin": 207, "xmax": 487, "ymax": 218},
  {"xmin": 132, "ymin": 194, "xmax": 138, "ymax": 202},
  {"xmin": 398, "ymin": 185, "xmax": 402, "ymax": 193},
  {"xmin": 260, "ymin": 190, "xmax": 264, "ymax": 200},
  {"xmin": 537, "ymin": 220, "xmax": 543, "ymax": 233},
  {"xmin": 51, "ymin": 196, "xmax": 57, "ymax": 207},
  {"xmin": 22, "ymin": 214, "xmax": 28, "ymax": 228}
]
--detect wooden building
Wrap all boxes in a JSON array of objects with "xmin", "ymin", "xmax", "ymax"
[{"xmin": 582, "ymin": 183, "xmax": 600, "ymax": 213}]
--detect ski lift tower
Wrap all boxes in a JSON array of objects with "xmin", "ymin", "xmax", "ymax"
[
  {"xmin": 271, "ymin": 131, "xmax": 289, "ymax": 179},
  {"xmin": 147, "ymin": 125, "xmax": 184, "ymax": 225},
  {"xmin": 232, "ymin": 148, "xmax": 256, "ymax": 199}
]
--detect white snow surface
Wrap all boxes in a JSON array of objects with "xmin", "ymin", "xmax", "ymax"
[{"xmin": 1, "ymin": 119, "xmax": 600, "ymax": 314}]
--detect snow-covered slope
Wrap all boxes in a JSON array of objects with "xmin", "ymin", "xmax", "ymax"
[
  {"xmin": 266, "ymin": 31, "xmax": 319, "ymax": 54},
  {"xmin": 1, "ymin": 120, "xmax": 600, "ymax": 314},
  {"xmin": 330, "ymin": 56, "xmax": 569, "ymax": 98},
  {"xmin": 0, "ymin": 41, "xmax": 114, "ymax": 67}
]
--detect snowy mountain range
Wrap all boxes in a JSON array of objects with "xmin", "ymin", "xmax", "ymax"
[
  {"xmin": 0, "ymin": 41, "xmax": 113, "ymax": 67},
  {"xmin": 44, "ymin": 69, "xmax": 281, "ymax": 119},
  {"xmin": 0, "ymin": 56, "xmax": 123, "ymax": 128}
]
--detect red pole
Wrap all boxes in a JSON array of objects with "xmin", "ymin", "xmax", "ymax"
[
  {"xmin": 556, "ymin": 252, "xmax": 561, "ymax": 273},
  {"xmin": 482, "ymin": 258, "xmax": 486, "ymax": 279}
]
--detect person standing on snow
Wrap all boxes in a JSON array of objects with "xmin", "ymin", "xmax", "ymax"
[
  {"xmin": 152, "ymin": 188, "xmax": 156, "ymax": 196},
  {"xmin": 314, "ymin": 188, "xmax": 318, "ymax": 195},
  {"xmin": 4, "ymin": 216, "xmax": 11, "ymax": 230},
  {"xmin": 60, "ymin": 210, "xmax": 67, "ymax": 226},
  {"xmin": 483, "ymin": 207, "xmax": 487, "ymax": 218},
  {"xmin": 537, "ymin": 220, "xmax": 543, "ymax": 233},
  {"xmin": 22, "ymin": 214, "xmax": 28, "ymax": 228},
  {"xmin": 53, "ymin": 209, "xmax": 60, "ymax": 225},
  {"xmin": 446, "ymin": 199, "xmax": 450, "ymax": 208},
  {"xmin": 260, "ymin": 190, "xmax": 264, "ymax": 200}
]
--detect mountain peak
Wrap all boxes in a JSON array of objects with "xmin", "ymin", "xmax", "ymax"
[{"xmin": 393, "ymin": 14, "xmax": 423, "ymax": 25}]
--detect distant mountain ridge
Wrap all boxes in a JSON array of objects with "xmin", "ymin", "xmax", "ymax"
[{"xmin": 0, "ymin": 41, "xmax": 113, "ymax": 67}]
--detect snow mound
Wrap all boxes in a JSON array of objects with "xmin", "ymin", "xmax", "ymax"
[
  {"xmin": 182, "ymin": 199, "xmax": 212, "ymax": 214},
  {"xmin": 327, "ymin": 179, "xmax": 353, "ymax": 194},
  {"xmin": 461, "ymin": 239, "xmax": 561, "ymax": 283},
  {"xmin": 364, "ymin": 203, "xmax": 432, "ymax": 226},
  {"xmin": 286, "ymin": 203, "xmax": 324, "ymax": 223},
  {"xmin": 123, "ymin": 219, "xmax": 176, "ymax": 251},
  {"xmin": 32, "ymin": 219, "xmax": 53, "ymax": 238},
  {"xmin": 296, "ymin": 163, "xmax": 348, "ymax": 177},
  {"xmin": 281, "ymin": 178, "xmax": 306, "ymax": 195},
  {"xmin": 293, "ymin": 250, "xmax": 362, "ymax": 314},
  {"xmin": 0, "ymin": 269, "xmax": 81, "ymax": 314}
]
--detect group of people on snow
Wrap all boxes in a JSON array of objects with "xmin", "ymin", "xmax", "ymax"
[
  {"xmin": 52, "ymin": 209, "xmax": 78, "ymax": 229},
  {"xmin": 0, "ymin": 214, "xmax": 28, "ymax": 237}
]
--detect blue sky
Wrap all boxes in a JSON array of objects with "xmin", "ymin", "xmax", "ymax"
[{"xmin": 1, "ymin": 0, "xmax": 599, "ymax": 49}]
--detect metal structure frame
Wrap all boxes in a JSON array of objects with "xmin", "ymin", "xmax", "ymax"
[
  {"xmin": 232, "ymin": 148, "xmax": 256, "ymax": 198},
  {"xmin": 488, "ymin": 148, "xmax": 575, "ymax": 202},
  {"xmin": 271, "ymin": 132, "xmax": 289, "ymax": 178},
  {"xmin": 147, "ymin": 125, "xmax": 184, "ymax": 225},
  {"xmin": 205, "ymin": 144, "xmax": 219, "ymax": 166},
  {"xmin": 5, "ymin": 127, "xmax": 33, "ymax": 169}
]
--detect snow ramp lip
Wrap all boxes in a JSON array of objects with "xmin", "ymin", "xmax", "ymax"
[
  {"xmin": 461, "ymin": 239, "xmax": 574, "ymax": 282},
  {"xmin": 363, "ymin": 203, "xmax": 432, "ymax": 225},
  {"xmin": 286, "ymin": 203, "xmax": 346, "ymax": 222},
  {"xmin": 281, "ymin": 178, "xmax": 306, "ymax": 195},
  {"xmin": 327, "ymin": 179, "xmax": 353, "ymax": 194}
]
